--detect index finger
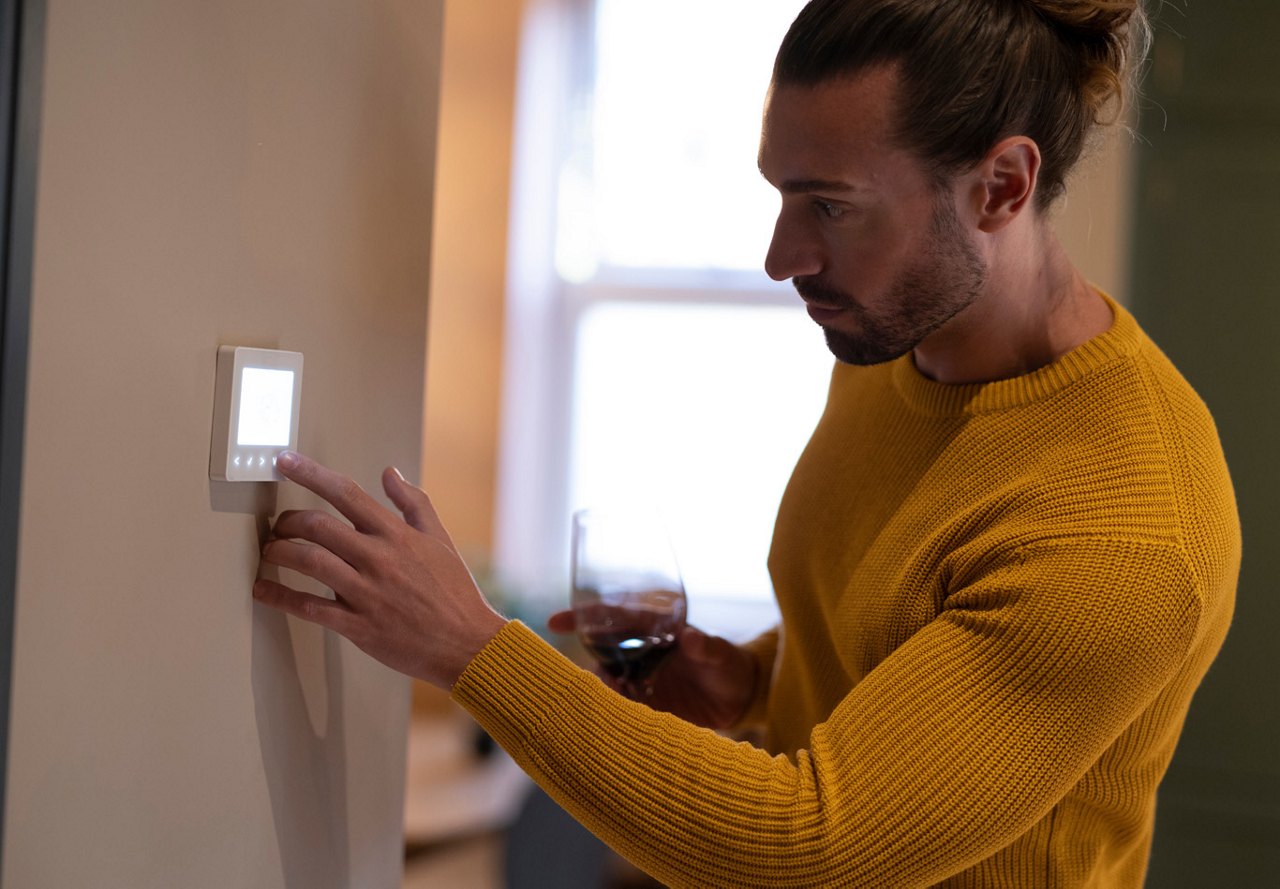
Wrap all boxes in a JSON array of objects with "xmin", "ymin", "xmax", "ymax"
[{"xmin": 275, "ymin": 451, "xmax": 390, "ymax": 534}]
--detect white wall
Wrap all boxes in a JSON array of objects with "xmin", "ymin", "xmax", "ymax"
[{"xmin": 3, "ymin": 1, "xmax": 443, "ymax": 886}]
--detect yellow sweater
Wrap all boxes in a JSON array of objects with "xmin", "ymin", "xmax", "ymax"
[{"xmin": 454, "ymin": 296, "xmax": 1239, "ymax": 888}]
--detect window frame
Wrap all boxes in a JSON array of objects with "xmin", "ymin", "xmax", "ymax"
[{"xmin": 495, "ymin": 0, "xmax": 809, "ymax": 638}]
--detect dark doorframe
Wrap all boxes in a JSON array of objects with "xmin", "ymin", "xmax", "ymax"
[
  {"xmin": 0, "ymin": 0, "xmax": 46, "ymax": 868},
  {"xmin": 1130, "ymin": 1, "xmax": 1280, "ymax": 884}
]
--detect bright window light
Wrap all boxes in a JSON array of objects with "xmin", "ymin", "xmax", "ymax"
[
  {"xmin": 569, "ymin": 302, "xmax": 832, "ymax": 615},
  {"xmin": 570, "ymin": 0, "xmax": 807, "ymax": 273}
]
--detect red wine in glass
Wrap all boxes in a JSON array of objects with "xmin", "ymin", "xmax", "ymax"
[
  {"xmin": 571, "ymin": 509, "xmax": 687, "ymax": 697},
  {"xmin": 574, "ymin": 595, "xmax": 686, "ymax": 686}
]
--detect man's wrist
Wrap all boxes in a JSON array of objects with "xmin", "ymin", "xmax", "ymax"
[{"xmin": 443, "ymin": 611, "xmax": 511, "ymax": 689}]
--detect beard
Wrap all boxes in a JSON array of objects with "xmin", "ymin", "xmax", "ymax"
[{"xmin": 794, "ymin": 195, "xmax": 987, "ymax": 366}]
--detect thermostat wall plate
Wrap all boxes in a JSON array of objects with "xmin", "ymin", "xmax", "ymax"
[{"xmin": 209, "ymin": 346, "xmax": 304, "ymax": 481}]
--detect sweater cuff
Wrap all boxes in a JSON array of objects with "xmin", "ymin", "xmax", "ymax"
[{"xmin": 451, "ymin": 620, "xmax": 594, "ymax": 752}]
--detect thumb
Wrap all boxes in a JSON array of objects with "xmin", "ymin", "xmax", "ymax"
[{"xmin": 381, "ymin": 466, "xmax": 446, "ymax": 536}]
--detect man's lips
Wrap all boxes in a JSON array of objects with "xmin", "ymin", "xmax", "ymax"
[
  {"xmin": 804, "ymin": 302, "xmax": 845, "ymax": 323},
  {"xmin": 794, "ymin": 278, "xmax": 850, "ymax": 324}
]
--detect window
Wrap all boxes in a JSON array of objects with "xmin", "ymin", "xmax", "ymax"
[
  {"xmin": 499, "ymin": 0, "xmax": 826, "ymax": 642},
  {"xmin": 557, "ymin": 0, "xmax": 804, "ymax": 276}
]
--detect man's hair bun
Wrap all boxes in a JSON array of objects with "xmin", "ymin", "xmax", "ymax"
[
  {"xmin": 1025, "ymin": 0, "xmax": 1152, "ymax": 125},
  {"xmin": 774, "ymin": 0, "xmax": 1155, "ymax": 208},
  {"xmin": 1025, "ymin": 0, "xmax": 1144, "ymax": 36}
]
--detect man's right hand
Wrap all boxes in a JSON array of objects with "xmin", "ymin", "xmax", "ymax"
[{"xmin": 547, "ymin": 611, "xmax": 758, "ymax": 730}]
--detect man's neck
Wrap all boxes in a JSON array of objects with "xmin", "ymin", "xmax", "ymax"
[{"xmin": 912, "ymin": 228, "xmax": 1113, "ymax": 385}]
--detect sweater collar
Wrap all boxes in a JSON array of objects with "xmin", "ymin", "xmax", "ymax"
[{"xmin": 887, "ymin": 291, "xmax": 1144, "ymax": 416}]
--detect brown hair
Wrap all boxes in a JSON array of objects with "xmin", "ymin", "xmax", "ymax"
[{"xmin": 773, "ymin": 0, "xmax": 1150, "ymax": 209}]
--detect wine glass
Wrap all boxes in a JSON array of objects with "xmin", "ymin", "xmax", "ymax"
[{"xmin": 570, "ymin": 507, "xmax": 688, "ymax": 697}]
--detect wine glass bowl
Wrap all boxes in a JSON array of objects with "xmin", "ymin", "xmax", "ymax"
[{"xmin": 571, "ymin": 508, "xmax": 688, "ymax": 695}]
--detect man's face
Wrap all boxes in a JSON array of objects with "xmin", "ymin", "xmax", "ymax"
[{"xmin": 759, "ymin": 67, "xmax": 986, "ymax": 365}]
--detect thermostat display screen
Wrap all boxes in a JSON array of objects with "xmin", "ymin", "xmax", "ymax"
[
  {"xmin": 236, "ymin": 368, "xmax": 296, "ymax": 446},
  {"xmin": 210, "ymin": 345, "xmax": 304, "ymax": 482}
]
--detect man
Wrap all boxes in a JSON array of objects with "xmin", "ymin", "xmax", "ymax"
[{"xmin": 253, "ymin": 1, "xmax": 1239, "ymax": 885}]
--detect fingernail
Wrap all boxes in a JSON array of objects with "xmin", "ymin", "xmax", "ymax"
[
  {"xmin": 277, "ymin": 451, "xmax": 298, "ymax": 469},
  {"xmin": 392, "ymin": 467, "xmax": 405, "ymax": 481}
]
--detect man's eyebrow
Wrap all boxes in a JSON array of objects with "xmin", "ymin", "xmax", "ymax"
[
  {"xmin": 776, "ymin": 177, "xmax": 868, "ymax": 194},
  {"xmin": 756, "ymin": 165, "xmax": 869, "ymax": 195}
]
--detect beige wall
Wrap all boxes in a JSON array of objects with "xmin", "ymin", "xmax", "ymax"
[
  {"xmin": 3, "ymin": 2, "xmax": 443, "ymax": 886},
  {"xmin": 422, "ymin": 0, "xmax": 524, "ymax": 565},
  {"xmin": 412, "ymin": 0, "xmax": 525, "ymax": 717},
  {"xmin": 1054, "ymin": 126, "xmax": 1137, "ymax": 302}
]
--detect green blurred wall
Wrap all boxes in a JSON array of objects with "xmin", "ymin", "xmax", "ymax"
[{"xmin": 1129, "ymin": 2, "xmax": 1280, "ymax": 884}]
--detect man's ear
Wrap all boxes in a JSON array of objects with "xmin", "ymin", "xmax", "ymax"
[{"xmin": 971, "ymin": 136, "xmax": 1041, "ymax": 233}]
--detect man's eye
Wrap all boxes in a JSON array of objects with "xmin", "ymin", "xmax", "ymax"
[{"xmin": 815, "ymin": 200, "xmax": 846, "ymax": 219}]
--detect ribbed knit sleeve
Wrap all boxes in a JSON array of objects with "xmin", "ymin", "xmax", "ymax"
[
  {"xmin": 454, "ymin": 621, "xmax": 829, "ymax": 885},
  {"xmin": 455, "ymin": 534, "xmax": 1202, "ymax": 888}
]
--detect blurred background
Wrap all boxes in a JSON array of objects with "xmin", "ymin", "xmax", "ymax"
[{"xmin": 405, "ymin": 0, "xmax": 1279, "ymax": 886}]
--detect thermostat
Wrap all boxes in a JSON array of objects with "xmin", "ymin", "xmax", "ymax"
[{"xmin": 209, "ymin": 346, "xmax": 303, "ymax": 481}]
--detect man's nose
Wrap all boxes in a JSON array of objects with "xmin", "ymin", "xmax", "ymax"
[{"xmin": 764, "ymin": 214, "xmax": 822, "ymax": 282}]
